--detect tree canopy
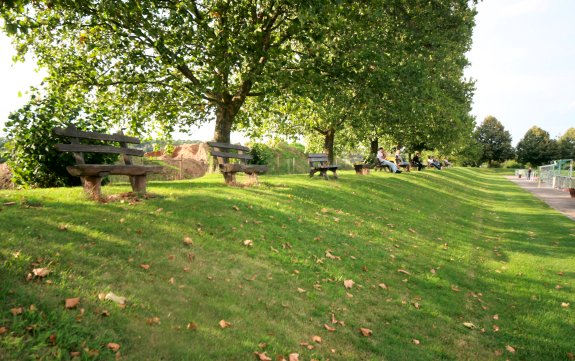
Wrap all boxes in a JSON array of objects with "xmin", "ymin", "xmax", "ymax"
[
  {"xmin": 474, "ymin": 115, "xmax": 514, "ymax": 166},
  {"xmin": 516, "ymin": 126, "xmax": 559, "ymax": 166},
  {"xmin": 2, "ymin": 1, "xmax": 477, "ymax": 150}
]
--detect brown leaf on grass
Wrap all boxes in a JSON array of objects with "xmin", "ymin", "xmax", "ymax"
[
  {"xmin": 58, "ymin": 223, "xmax": 68, "ymax": 231},
  {"xmin": 561, "ymin": 302, "xmax": 570, "ymax": 308},
  {"xmin": 412, "ymin": 339, "xmax": 420, "ymax": 345},
  {"xmin": 107, "ymin": 343, "xmax": 121, "ymax": 352},
  {"xmin": 312, "ymin": 335, "xmax": 322, "ymax": 343},
  {"xmin": 430, "ymin": 268, "xmax": 436, "ymax": 274},
  {"xmin": 379, "ymin": 283, "xmax": 388, "ymax": 289},
  {"xmin": 558, "ymin": 271, "xmax": 564, "ymax": 276},
  {"xmin": 254, "ymin": 352, "xmax": 272, "ymax": 361},
  {"xmin": 324, "ymin": 324, "xmax": 336, "ymax": 332},
  {"xmin": 169, "ymin": 277, "xmax": 175, "ymax": 285},
  {"xmin": 412, "ymin": 302, "xmax": 421, "ymax": 309},
  {"xmin": 183, "ymin": 236, "xmax": 194, "ymax": 245},
  {"xmin": 493, "ymin": 325, "xmax": 500, "ymax": 332},
  {"xmin": 331, "ymin": 313, "xmax": 338, "ymax": 324},
  {"xmin": 232, "ymin": 205, "xmax": 240, "ymax": 211},
  {"xmin": 505, "ymin": 345, "xmax": 516, "ymax": 353},
  {"xmin": 219, "ymin": 320, "xmax": 231, "ymax": 328},
  {"xmin": 451, "ymin": 285, "xmax": 460, "ymax": 292},
  {"xmin": 65, "ymin": 298, "xmax": 80, "ymax": 309},
  {"xmin": 49, "ymin": 334, "xmax": 57, "ymax": 344},
  {"xmin": 289, "ymin": 353, "xmax": 299, "ymax": 361},
  {"xmin": 140, "ymin": 264, "xmax": 150, "ymax": 270},
  {"xmin": 32, "ymin": 267, "xmax": 51, "ymax": 278},
  {"xmin": 359, "ymin": 328, "xmax": 372, "ymax": 337},
  {"xmin": 104, "ymin": 292, "xmax": 126, "ymax": 305},
  {"xmin": 398, "ymin": 269, "xmax": 410, "ymax": 275},
  {"xmin": 146, "ymin": 317, "xmax": 161, "ymax": 325},
  {"xmin": 325, "ymin": 250, "xmax": 341, "ymax": 260},
  {"xmin": 10, "ymin": 307, "xmax": 23, "ymax": 316},
  {"xmin": 344, "ymin": 280, "xmax": 355, "ymax": 289},
  {"xmin": 408, "ymin": 228, "xmax": 417, "ymax": 233},
  {"xmin": 70, "ymin": 351, "xmax": 81, "ymax": 357},
  {"xmin": 492, "ymin": 314, "xmax": 499, "ymax": 320},
  {"xmin": 0, "ymin": 326, "xmax": 7, "ymax": 335},
  {"xmin": 567, "ymin": 352, "xmax": 574, "ymax": 360},
  {"xmin": 187, "ymin": 322, "xmax": 198, "ymax": 330},
  {"xmin": 243, "ymin": 240, "xmax": 254, "ymax": 247},
  {"xmin": 101, "ymin": 309, "xmax": 110, "ymax": 317},
  {"xmin": 462, "ymin": 322, "xmax": 476, "ymax": 329},
  {"xmin": 167, "ymin": 255, "xmax": 175, "ymax": 261},
  {"xmin": 556, "ymin": 285, "xmax": 563, "ymax": 289},
  {"xmin": 297, "ymin": 288, "xmax": 306, "ymax": 293}
]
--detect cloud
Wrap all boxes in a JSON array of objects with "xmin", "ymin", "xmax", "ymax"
[{"xmin": 494, "ymin": 0, "xmax": 548, "ymax": 18}]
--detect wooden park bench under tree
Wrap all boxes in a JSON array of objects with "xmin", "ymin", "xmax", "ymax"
[
  {"xmin": 308, "ymin": 153, "xmax": 339, "ymax": 180},
  {"xmin": 350, "ymin": 155, "xmax": 370, "ymax": 175},
  {"xmin": 54, "ymin": 125, "xmax": 163, "ymax": 199},
  {"xmin": 207, "ymin": 142, "xmax": 268, "ymax": 185}
]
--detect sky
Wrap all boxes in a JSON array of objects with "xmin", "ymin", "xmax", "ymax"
[{"xmin": 0, "ymin": 0, "xmax": 574, "ymax": 145}]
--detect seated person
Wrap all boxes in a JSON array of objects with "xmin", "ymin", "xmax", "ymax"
[
  {"xmin": 412, "ymin": 151, "xmax": 425, "ymax": 171},
  {"xmin": 395, "ymin": 145, "xmax": 411, "ymax": 172},
  {"xmin": 443, "ymin": 157, "xmax": 452, "ymax": 167},
  {"xmin": 377, "ymin": 148, "xmax": 401, "ymax": 173},
  {"xmin": 428, "ymin": 156, "xmax": 442, "ymax": 170}
]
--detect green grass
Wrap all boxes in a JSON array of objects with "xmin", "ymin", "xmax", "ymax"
[{"xmin": 1, "ymin": 168, "xmax": 573, "ymax": 360}]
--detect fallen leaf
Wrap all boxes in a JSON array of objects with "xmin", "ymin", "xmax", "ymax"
[
  {"xmin": 183, "ymin": 236, "xmax": 194, "ymax": 245},
  {"xmin": 412, "ymin": 339, "xmax": 420, "ymax": 345},
  {"xmin": 398, "ymin": 269, "xmax": 411, "ymax": 275},
  {"xmin": 232, "ymin": 205, "xmax": 240, "ymax": 211},
  {"xmin": 556, "ymin": 285, "xmax": 563, "ymax": 289},
  {"xmin": 494, "ymin": 350, "xmax": 503, "ymax": 356},
  {"xmin": 412, "ymin": 302, "xmax": 421, "ymax": 309},
  {"xmin": 325, "ymin": 250, "xmax": 341, "ymax": 260},
  {"xmin": 324, "ymin": 324, "xmax": 336, "ymax": 332},
  {"xmin": 408, "ymin": 228, "xmax": 417, "ymax": 233},
  {"xmin": 70, "ymin": 351, "xmax": 81, "ymax": 357},
  {"xmin": 10, "ymin": 307, "xmax": 23, "ymax": 316},
  {"xmin": 243, "ymin": 240, "xmax": 254, "ymax": 247},
  {"xmin": 359, "ymin": 328, "xmax": 372, "ymax": 337},
  {"xmin": 104, "ymin": 292, "xmax": 126, "ymax": 305},
  {"xmin": 107, "ymin": 343, "xmax": 121, "ymax": 352},
  {"xmin": 567, "ymin": 352, "xmax": 574, "ymax": 360},
  {"xmin": 0, "ymin": 326, "xmax": 7, "ymax": 334},
  {"xmin": 219, "ymin": 320, "xmax": 231, "ymax": 328},
  {"xmin": 254, "ymin": 352, "xmax": 272, "ymax": 361},
  {"xmin": 187, "ymin": 322, "xmax": 198, "ymax": 330},
  {"xmin": 146, "ymin": 317, "xmax": 161, "ymax": 325},
  {"xmin": 312, "ymin": 335, "xmax": 322, "ymax": 343},
  {"xmin": 49, "ymin": 334, "xmax": 57, "ymax": 344},
  {"xmin": 258, "ymin": 342, "xmax": 267, "ymax": 349},
  {"xmin": 561, "ymin": 302, "xmax": 570, "ymax": 308},
  {"xmin": 321, "ymin": 208, "xmax": 328, "ymax": 213},
  {"xmin": 505, "ymin": 345, "xmax": 516, "ymax": 353},
  {"xmin": 140, "ymin": 264, "xmax": 150, "ymax": 270},
  {"xmin": 379, "ymin": 283, "xmax": 388, "ymax": 289},
  {"xmin": 344, "ymin": 280, "xmax": 355, "ymax": 289},
  {"xmin": 32, "ymin": 267, "xmax": 51, "ymax": 278},
  {"xmin": 451, "ymin": 285, "xmax": 460, "ymax": 292},
  {"xmin": 430, "ymin": 268, "xmax": 436, "ymax": 274},
  {"xmin": 289, "ymin": 353, "xmax": 299, "ymax": 361},
  {"xmin": 492, "ymin": 314, "xmax": 499, "ymax": 320},
  {"xmin": 331, "ymin": 313, "xmax": 338, "ymax": 324},
  {"xmin": 462, "ymin": 322, "xmax": 476, "ymax": 329},
  {"xmin": 493, "ymin": 325, "xmax": 500, "ymax": 332},
  {"xmin": 101, "ymin": 309, "xmax": 110, "ymax": 317},
  {"xmin": 58, "ymin": 224, "xmax": 68, "ymax": 231},
  {"xmin": 65, "ymin": 298, "xmax": 80, "ymax": 309},
  {"xmin": 297, "ymin": 288, "xmax": 306, "ymax": 293}
]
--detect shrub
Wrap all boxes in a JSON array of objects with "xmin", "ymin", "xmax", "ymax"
[{"xmin": 248, "ymin": 142, "xmax": 274, "ymax": 165}]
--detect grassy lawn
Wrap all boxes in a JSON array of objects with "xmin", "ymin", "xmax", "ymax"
[{"xmin": 1, "ymin": 168, "xmax": 573, "ymax": 361}]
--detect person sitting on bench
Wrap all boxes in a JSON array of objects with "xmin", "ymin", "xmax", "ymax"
[
  {"xmin": 412, "ymin": 151, "xmax": 425, "ymax": 171},
  {"xmin": 377, "ymin": 148, "xmax": 402, "ymax": 173},
  {"xmin": 395, "ymin": 145, "xmax": 411, "ymax": 172}
]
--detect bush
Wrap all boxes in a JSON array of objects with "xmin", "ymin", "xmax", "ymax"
[
  {"xmin": 248, "ymin": 142, "xmax": 274, "ymax": 165},
  {"xmin": 3, "ymin": 96, "xmax": 117, "ymax": 188}
]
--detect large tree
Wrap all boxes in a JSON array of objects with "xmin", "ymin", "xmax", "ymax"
[
  {"xmin": 474, "ymin": 116, "xmax": 514, "ymax": 166},
  {"xmin": 1, "ymin": 0, "xmax": 338, "ymax": 143},
  {"xmin": 516, "ymin": 126, "xmax": 559, "ymax": 166},
  {"xmin": 558, "ymin": 127, "xmax": 575, "ymax": 160}
]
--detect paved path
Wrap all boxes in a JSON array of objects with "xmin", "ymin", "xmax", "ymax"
[{"xmin": 505, "ymin": 176, "xmax": 575, "ymax": 221}]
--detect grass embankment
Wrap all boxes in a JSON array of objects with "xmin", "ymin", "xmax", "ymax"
[{"xmin": 0, "ymin": 168, "xmax": 573, "ymax": 361}]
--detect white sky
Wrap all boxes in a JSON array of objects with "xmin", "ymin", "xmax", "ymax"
[{"xmin": 1, "ymin": 0, "xmax": 574, "ymax": 144}]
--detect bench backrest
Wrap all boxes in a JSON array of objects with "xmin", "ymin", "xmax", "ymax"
[
  {"xmin": 207, "ymin": 141, "xmax": 253, "ymax": 165},
  {"xmin": 54, "ymin": 125, "xmax": 144, "ymax": 165},
  {"xmin": 308, "ymin": 153, "xmax": 329, "ymax": 167}
]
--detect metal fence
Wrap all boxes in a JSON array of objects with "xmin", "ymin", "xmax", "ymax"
[{"xmin": 537, "ymin": 159, "xmax": 573, "ymax": 190}]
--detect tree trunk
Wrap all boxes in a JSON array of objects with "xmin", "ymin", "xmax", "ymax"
[
  {"xmin": 213, "ymin": 99, "xmax": 235, "ymax": 143},
  {"xmin": 323, "ymin": 128, "xmax": 336, "ymax": 165},
  {"xmin": 370, "ymin": 138, "xmax": 379, "ymax": 156}
]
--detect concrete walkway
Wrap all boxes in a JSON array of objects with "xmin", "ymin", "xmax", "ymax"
[{"xmin": 505, "ymin": 176, "xmax": 575, "ymax": 221}]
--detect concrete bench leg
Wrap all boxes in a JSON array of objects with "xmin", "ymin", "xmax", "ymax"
[
  {"xmin": 223, "ymin": 172, "xmax": 236, "ymax": 184},
  {"xmin": 319, "ymin": 170, "xmax": 328, "ymax": 180},
  {"xmin": 331, "ymin": 170, "xmax": 338, "ymax": 179},
  {"xmin": 130, "ymin": 175, "xmax": 147, "ymax": 194},
  {"xmin": 247, "ymin": 173, "xmax": 259, "ymax": 185},
  {"xmin": 82, "ymin": 176, "xmax": 103, "ymax": 200}
]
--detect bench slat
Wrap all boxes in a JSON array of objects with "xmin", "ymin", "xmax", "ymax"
[
  {"xmin": 54, "ymin": 127, "xmax": 141, "ymax": 144},
  {"xmin": 66, "ymin": 164, "xmax": 163, "ymax": 177},
  {"xmin": 56, "ymin": 143, "xmax": 145, "ymax": 157},
  {"xmin": 210, "ymin": 150, "xmax": 253, "ymax": 161},
  {"xmin": 207, "ymin": 141, "xmax": 251, "ymax": 152}
]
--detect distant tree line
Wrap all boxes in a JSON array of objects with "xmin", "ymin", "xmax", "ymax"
[{"xmin": 458, "ymin": 115, "xmax": 575, "ymax": 167}]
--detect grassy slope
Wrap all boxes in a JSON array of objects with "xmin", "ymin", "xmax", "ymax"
[{"xmin": 0, "ymin": 168, "xmax": 573, "ymax": 361}]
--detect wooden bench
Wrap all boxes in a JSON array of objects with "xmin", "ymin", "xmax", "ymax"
[
  {"xmin": 207, "ymin": 142, "xmax": 267, "ymax": 184},
  {"xmin": 53, "ymin": 125, "xmax": 163, "ymax": 199},
  {"xmin": 350, "ymin": 155, "xmax": 370, "ymax": 175},
  {"xmin": 308, "ymin": 154, "xmax": 339, "ymax": 180}
]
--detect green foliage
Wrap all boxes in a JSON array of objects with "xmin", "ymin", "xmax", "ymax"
[
  {"xmin": 3, "ymin": 94, "xmax": 117, "ymax": 188},
  {"xmin": 474, "ymin": 116, "xmax": 515, "ymax": 166},
  {"xmin": 456, "ymin": 137, "xmax": 483, "ymax": 167},
  {"xmin": 516, "ymin": 126, "xmax": 560, "ymax": 166},
  {"xmin": 558, "ymin": 127, "xmax": 575, "ymax": 159},
  {"xmin": 0, "ymin": 136, "xmax": 7, "ymax": 163},
  {"xmin": 247, "ymin": 142, "xmax": 274, "ymax": 165},
  {"xmin": 0, "ymin": 169, "xmax": 573, "ymax": 360},
  {"xmin": 501, "ymin": 159, "xmax": 524, "ymax": 169}
]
